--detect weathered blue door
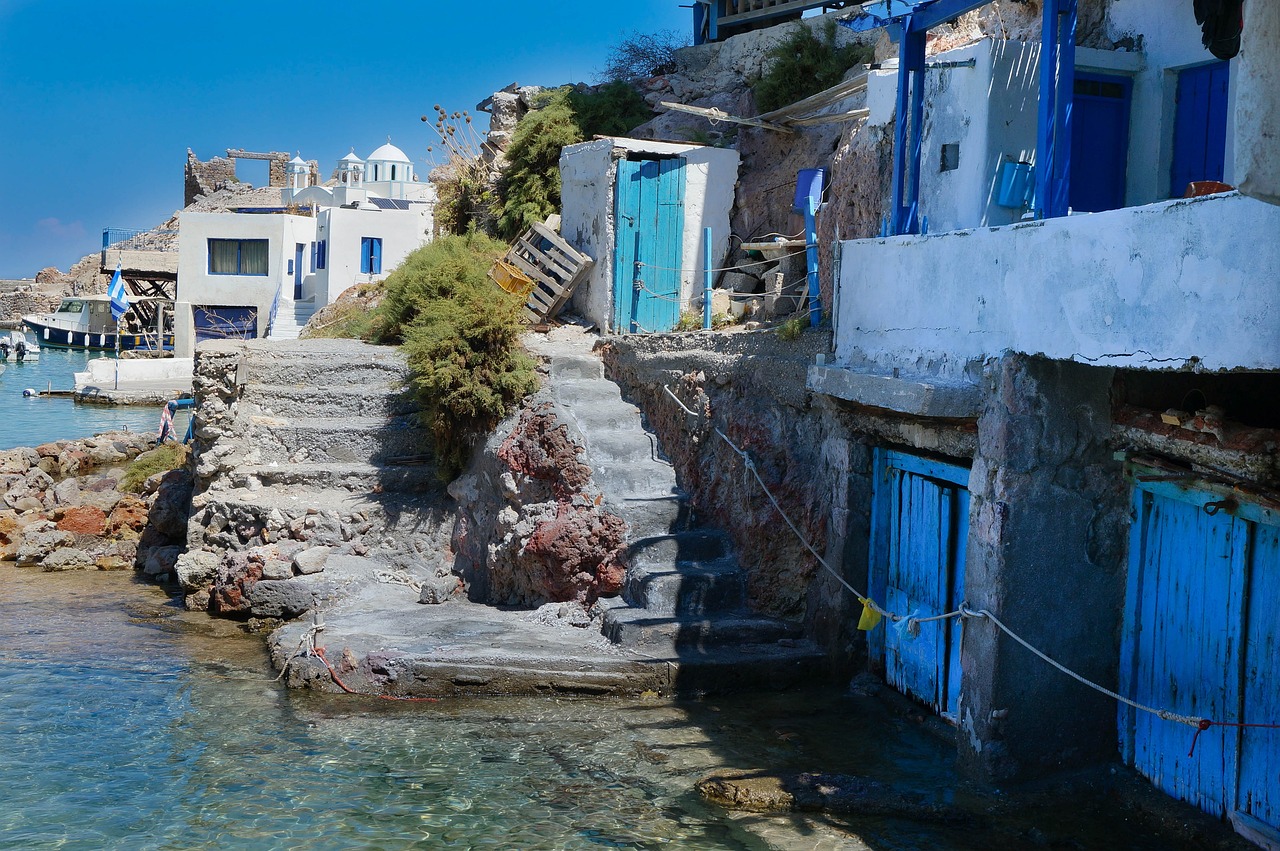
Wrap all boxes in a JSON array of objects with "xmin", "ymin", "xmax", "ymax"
[
  {"xmin": 293, "ymin": 243, "xmax": 305, "ymax": 299},
  {"xmin": 613, "ymin": 157, "xmax": 685, "ymax": 333},
  {"xmin": 1169, "ymin": 61, "xmax": 1230, "ymax": 197},
  {"xmin": 1122, "ymin": 475, "xmax": 1280, "ymax": 840},
  {"xmin": 1069, "ymin": 73, "xmax": 1132, "ymax": 213},
  {"xmin": 870, "ymin": 450, "xmax": 969, "ymax": 721}
]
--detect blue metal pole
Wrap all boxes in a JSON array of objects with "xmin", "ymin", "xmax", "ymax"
[
  {"xmin": 890, "ymin": 15, "xmax": 914, "ymax": 235},
  {"xmin": 1035, "ymin": 0, "xmax": 1059, "ymax": 219},
  {"xmin": 805, "ymin": 196, "xmax": 821, "ymax": 327},
  {"xmin": 703, "ymin": 226, "xmax": 713, "ymax": 330},
  {"xmin": 1053, "ymin": 0, "xmax": 1077, "ymax": 217}
]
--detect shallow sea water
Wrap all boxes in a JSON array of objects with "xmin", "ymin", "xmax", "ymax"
[{"xmin": 0, "ymin": 341, "xmax": 189, "ymax": 450}]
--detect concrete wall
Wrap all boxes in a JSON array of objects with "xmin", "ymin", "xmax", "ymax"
[
  {"xmin": 1235, "ymin": 1, "xmax": 1280, "ymax": 205},
  {"xmin": 834, "ymin": 192, "xmax": 1280, "ymax": 378},
  {"xmin": 560, "ymin": 137, "xmax": 739, "ymax": 332},
  {"xmin": 75, "ymin": 356, "xmax": 194, "ymax": 387},
  {"xmin": 175, "ymin": 212, "xmax": 317, "ymax": 356}
]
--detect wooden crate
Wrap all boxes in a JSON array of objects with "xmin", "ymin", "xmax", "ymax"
[{"xmin": 496, "ymin": 221, "xmax": 593, "ymax": 324}]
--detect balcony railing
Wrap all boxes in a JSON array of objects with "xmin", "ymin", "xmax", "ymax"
[
  {"xmin": 102, "ymin": 228, "xmax": 179, "ymax": 253},
  {"xmin": 699, "ymin": 0, "xmax": 853, "ymax": 42}
]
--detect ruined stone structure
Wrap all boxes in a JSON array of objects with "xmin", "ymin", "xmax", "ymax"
[{"xmin": 185, "ymin": 148, "xmax": 319, "ymax": 205}]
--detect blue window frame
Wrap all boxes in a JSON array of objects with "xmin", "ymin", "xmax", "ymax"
[
  {"xmin": 360, "ymin": 237, "xmax": 382, "ymax": 275},
  {"xmin": 315, "ymin": 240, "xmax": 327, "ymax": 270},
  {"xmin": 208, "ymin": 238, "xmax": 269, "ymax": 276}
]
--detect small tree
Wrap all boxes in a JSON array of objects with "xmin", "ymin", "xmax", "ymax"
[{"xmin": 601, "ymin": 30, "xmax": 687, "ymax": 81}]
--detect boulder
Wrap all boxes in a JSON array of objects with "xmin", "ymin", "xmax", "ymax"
[
  {"xmin": 41, "ymin": 546, "xmax": 94, "ymax": 571},
  {"xmin": 293, "ymin": 545, "xmax": 332, "ymax": 575},
  {"xmin": 52, "ymin": 477, "xmax": 80, "ymax": 506},
  {"xmin": 15, "ymin": 529, "xmax": 72, "ymax": 566},
  {"xmin": 57, "ymin": 505, "xmax": 107, "ymax": 537},
  {"xmin": 174, "ymin": 549, "xmax": 220, "ymax": 593},
  {"xmin": 107, "ymin": 495, "xmax": 150, "ymax": 538},
  {"xmin": 140, "ymin": 544, "xmax": 183, "ymax": 579}
]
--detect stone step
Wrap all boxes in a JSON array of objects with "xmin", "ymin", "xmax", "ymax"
[
  {"xmin": 240, "ymin": 384, "xmax": 417, "ymax": 419},
  {"xmin": 554, "ymin": 378, "xmax": 623, "ymax": 408},
  {"xmin": 197, "ymin": 483, "xmax": 436, "ymax": 531},
  {"xmin": 238, "ymin": 351, "xmax": 408, "ymax": 387},
  {"xmin": 582, "ymin": 430, "xmax": 656, "ymax": 464},
  {"xmin": 625, "ymin": 561, "xmax": 745, "ymax": 616},
  {"xmin": 549, "ymin": 355, "xmax": 604, "ymax": 381},
  {"xmin": 225, "ymin": 462, "xmax": 440, "ymax": 494},
  {"xmin": 627, "ymin": 530, "xmax": 733, "ymax": 569},
  {"xmin": 566, "ymin": 397, "xmax": 646, "ymax": 433},
  {"xmin": 599, "ymin": 602, "xmax": 804, "ymax": 653},
  {"xmin": 243, "ymin": 416, "xmax": 432, "ymax": 464}
]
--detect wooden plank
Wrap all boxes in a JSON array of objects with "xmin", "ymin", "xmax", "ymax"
[
  {"xmin": 658, "ymin": 101, "xmax": 795, "ymax": 134},
  {"xmin": 506, "ymin": 252, "xmax": 558, "ymax": 290},
  {"xmin": 529, "ymin": 222, "xmax": 589, "ymax": 263},
  {"xmin": 516, "ymin": 236, "xmax": 578, "ymax": 282},
  {"xmin": 1236, "ymin": 524, "xmax": 1280, "ymax": 833},
  {"xmin": 718, "ymin": 0, "xmax": 829, "ymax": 27}
]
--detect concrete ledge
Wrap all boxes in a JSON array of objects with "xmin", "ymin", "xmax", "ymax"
[{"xmin": 807, "ymin": 364, "xmax": 980, "ymax": 418}]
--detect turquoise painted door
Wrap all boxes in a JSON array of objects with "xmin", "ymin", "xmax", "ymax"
[
  {"xmin": 870, "ymin": 450, "xmax": 969, "ymax": 721},
  {"xmin": 1122, "ymin": 475, "xmax": 1280, "ymax": 840},
  {"xmin": 613, "ymin": 157, "xmax": 685, "ymax": 333}
]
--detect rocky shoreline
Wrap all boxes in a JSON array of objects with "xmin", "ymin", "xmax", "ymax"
[{"xmin": 0, "ymin": 431, "xmax": 191, "ymax": 577}]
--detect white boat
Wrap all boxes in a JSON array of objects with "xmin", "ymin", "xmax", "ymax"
[
  {"xmin": 0, "ymin": 330, "xmax": 37, "ymax": 362},
  {"xmin": 22, "ymin": 295, "xmax": 173, "ymax": 352}
]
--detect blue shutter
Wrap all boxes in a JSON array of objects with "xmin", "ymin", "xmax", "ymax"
[
  {"xmin": 360, "ymin": 237, "xmax": 371, "ymax": 274},
  {"xmin": 317, "ymin": 240, "xmax": 326, "ymax": 270},
  {"xmin": 371, "ymin": 238, "xmax": 382, "ymax": 274}
]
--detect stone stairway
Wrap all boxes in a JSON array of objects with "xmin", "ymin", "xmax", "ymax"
[
  {"xmin": 180, "ymin": 339, "xmax": 453, "ymax": 617},
  {"xmin": 267, "ymin": 300, "xmax": 317, "ymax": 340},
  {"xmin": 530, "ymin": 335, "xmax": 826, "ymax": 692}
]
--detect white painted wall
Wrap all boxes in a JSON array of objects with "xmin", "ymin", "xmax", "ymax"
[
  {"xmin": 1235, "ymin": 1, "xmax": 1280, "ymax": 205},
  {"xmin": 75, "ymin": 357, "xmax": 193, "ymax": 387},
  {"xmin": 834, "ymin": 192, "xmax": 1280, "ymax": 376},
  {"xmin": 559, "ymin": 137, "xmax": 739, "ymax": 332},
  {"xmin": 315, "ymin": 205, "xmax": 429, "ymax": 304},
  {"xmin": 1105, "ymin": 0, "xmax": 1237, "ymax": 204},
  {"xmin": 176, "ymin": 211, "xmax": 317, "ymax": 356}
]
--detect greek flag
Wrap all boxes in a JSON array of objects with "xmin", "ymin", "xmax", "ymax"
[{"xmin": 107, "ymin": 264, "xmax": 130, "ymax": 322}]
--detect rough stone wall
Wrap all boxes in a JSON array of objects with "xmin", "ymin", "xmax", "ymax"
[
  {"xmin": 185, "ymin": 149, "xmax": 238, "ymax": 206},
  {"xmin": 449, "ymin": 395, "xmax": 627, "ymax": 607},
  {"xmin": 959, "ymin": 354, "xmax": 1128, "ymax": 782},
  {"xmin": 601, "ymin": 329, "xmax": 976, "ymax": 673}
]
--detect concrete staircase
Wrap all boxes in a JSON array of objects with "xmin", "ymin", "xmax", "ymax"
[
  {"xmin": 532, "ymin": 336, "xmax": 827, "ymax": 692},
  {"xmin": 267, "ymin": 300, "xmax": 318, "ymax": 340}
]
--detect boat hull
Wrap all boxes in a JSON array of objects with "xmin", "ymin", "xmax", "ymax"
[{"xmin": 22, "ymin": 318, "xmax": 173, "ymax": 352}]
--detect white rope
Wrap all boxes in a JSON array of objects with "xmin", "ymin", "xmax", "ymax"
[
  {"xmin": 961, "ymin": 605, "xmax": 1201, "ymax": 728},
  {"xmin": 375, "ymin": 570, "xmax": 423, "ymax": 594}
]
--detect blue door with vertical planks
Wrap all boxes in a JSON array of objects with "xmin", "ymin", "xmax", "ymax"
[
  {"xmin": 870, "ymin": 450, "xmax": 969, "ymax": 721},
  {"xmin": 1122, "ymin": 475, "xmax": 1280, "ymax": 840},
  {"xmin": 1169, "ymin": 61, "xmax": 1230, "ymax": 197},
  {"xmin": 613, "ymin": 157, "xmax": 685, "ymax": 333}
]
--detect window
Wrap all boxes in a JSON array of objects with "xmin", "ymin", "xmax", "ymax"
[
  {"xmin": 208, "ymin": 238, "xmax": 269, "ymax": 275},
  {"xmin": 360, "ymin": 237, "xmax": 382, "ymax": 275},
  {"xmin": 315, "ymin": 240, "xmax": 327, "ymax": 270}
]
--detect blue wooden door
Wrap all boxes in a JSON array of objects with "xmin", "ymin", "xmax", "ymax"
[
  {"xmin": 293, "ymin": 243, "xmax": 305, "ymax": 299},
  {"xmin": 1069, "ymin": 73, "xmax": 1132, "ymax": 213},
  {"xmin": 870, "ymin": 450, "xmax": 969, "ymax": 720},
  {"xmin": 1169, "ymin": 61, "xmax": 1230, "ymax": 197},
  {"xmin": 613, "ymin": 157, "xmax": 685, "ymax": 333},
  {"xmin": 1122, "ymin": 478, "xmax": 1280, "ymax": 838}
]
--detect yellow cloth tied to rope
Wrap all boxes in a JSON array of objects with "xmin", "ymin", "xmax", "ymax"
[{"xmin": 857, "ymin": 597, "xmax": 882, "ymax": 631}]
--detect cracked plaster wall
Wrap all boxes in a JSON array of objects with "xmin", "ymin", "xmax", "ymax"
[{"xmin": 833, "ymin": 191, "xmax": 1280, "ymax": 378}]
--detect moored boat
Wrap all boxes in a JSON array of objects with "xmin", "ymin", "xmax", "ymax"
[
  {"xmin": 23, "ymin": 296, "xmax": 174, "ymax": 351},
  {"xmin": 0, "ymin": 331, "xmax": 37, "ymax": 362}
]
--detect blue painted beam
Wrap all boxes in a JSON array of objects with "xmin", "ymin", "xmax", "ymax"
[
  {"xmin": 905, "ymin": 0, "xmax": 991, "ymax": 33},
  {"xmin": 890, "ymin": 23, "xmax": 927, "ymax": 235},
  {"xmin": 1034, "ymin": 0, "xmax": 1077, "ymax": 219}
]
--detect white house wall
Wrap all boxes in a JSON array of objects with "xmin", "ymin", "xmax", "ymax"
[
  {"xmin": 1105, "ymin": 1, "xmax": 1237, "ymax": 205},
  {"xmin": 1235, "ymin": 1, "xmax": 1280, "ymax": 205},
  {"xmin": 559, "ymin": 137, "xmax": 739, "ymax": 332},
  {"xmin": 317, "ymin": 207, "xmax": 427, "ymax": 304},
  {"xmin": 176, "ymin": 211, "xmax": 317, "ymax": 355},
  {"xmin": 834, "ymin": 192, "xmax": 1280, "ymax": 377}
]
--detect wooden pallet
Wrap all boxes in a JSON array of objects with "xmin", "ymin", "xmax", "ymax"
[{"xmin": 494, "ymin": 221, "xmax": 593, "ymax": 324}]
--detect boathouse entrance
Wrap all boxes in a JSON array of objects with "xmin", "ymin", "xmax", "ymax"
[
  {"xmin": 869, "ymin": 449, "xmax": 969, "ymax": 721},
  {"xmin": 1122, "ymin": 470, "xmax": 1280, "ymax": 842}
]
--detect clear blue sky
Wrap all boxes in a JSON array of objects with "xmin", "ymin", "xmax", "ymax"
[{"xmin": 0, "ymin": 0, "xmax": 689, "ymax": 279}]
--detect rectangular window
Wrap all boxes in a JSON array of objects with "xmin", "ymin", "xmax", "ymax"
[
  {"xmin": 316, "ymin": 240, "xmax": 327, "ymax": 270},
  {"xmin": 208, "ymin": 238, "xmax": 269, "ymax": 276},
  {"xmin": 360, "ymin": 237, "xmax": 382, "ymax": 275}
]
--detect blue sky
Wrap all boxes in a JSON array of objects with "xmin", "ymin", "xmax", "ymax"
[{"xmin": 0, "ymin": 1, "xmax": 688, "ymax": 279}]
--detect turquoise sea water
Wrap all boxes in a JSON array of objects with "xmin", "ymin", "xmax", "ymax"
[{"xmin": 0, "ymin": 341, "xmax": 189, "ymax": 450}]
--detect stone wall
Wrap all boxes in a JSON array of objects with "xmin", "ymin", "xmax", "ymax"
[
  {"xmin": 185, "ymin": 149, "xmax": 238, "ymax": 206},
  {"xmin": 601, "ymin": 329, "xmax": 976, "ymax": 673}
]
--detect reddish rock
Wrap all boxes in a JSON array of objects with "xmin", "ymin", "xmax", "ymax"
[
  {"xmin": 210, "ymin": 550, "xmax": 265, "ymax": 617},
  {"xmin": 35, "ymin": 442, "xmax": 62, "ymax": 458},
  {"xmin": 498, "ymin": 405, "xmax": 592, "ymax": 495},
  {"xmin": 57, "ymin": 505, "xmax": 107, "ymax": 536},
  {"xmin": 523, "ymin": 503, "xmax": 627, "ymax": 603},
  {"xmin": 107, "ymin": 495, "xmax": 150, "ymax": 538}
]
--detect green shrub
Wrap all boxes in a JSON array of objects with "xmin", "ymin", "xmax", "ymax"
[
  {"xmin": 120, "ymin": 443, "xmax": 188, "ymax": 493},
  {"xmin": 372, "ymin": 232, "xmax": 537, "ymax": 479},
  {"xmin": 753, "ymin": 22, "xmax": 873, "ymax": 113},
  {"xmin": 777, "ymin": 315, "xmax": 806, "ymax": 341},
  {"xmin": 495, "ymin": 84, "xmax": 652, "ymax": 240}
]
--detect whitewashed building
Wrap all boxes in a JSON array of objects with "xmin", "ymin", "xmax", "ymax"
[{"xmin": 174, "ymin": 141, "xmax": 434, "ymax": 355}]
